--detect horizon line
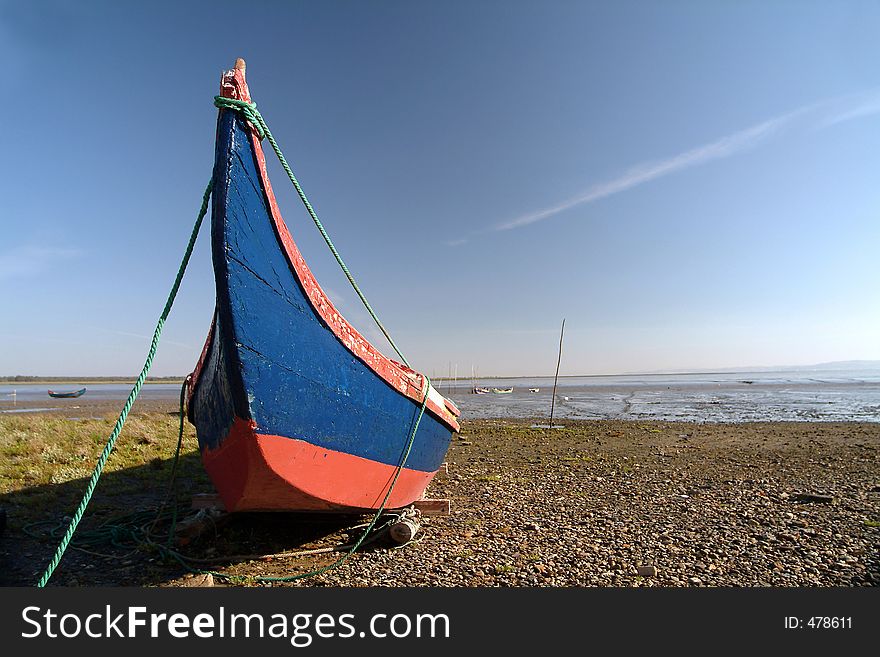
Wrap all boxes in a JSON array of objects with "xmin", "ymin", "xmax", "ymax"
[{"xmin": 4, "ymin": 360, "xmax": 878, "ymax": 383}]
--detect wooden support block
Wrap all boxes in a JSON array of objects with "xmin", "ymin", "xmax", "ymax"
[
  {"xmin": 393, "ymin": 499, "xmax": 450, "ymax": 516},
  {"xmin": 389, "ymin": 517, "xmax": 421, "ymax": 545}
]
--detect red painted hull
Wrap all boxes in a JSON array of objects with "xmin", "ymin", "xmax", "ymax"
[{"xmin": 201, "ymin": 418, "xmax": 437, "ymax": 512}]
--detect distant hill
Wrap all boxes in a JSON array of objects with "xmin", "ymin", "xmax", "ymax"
[{"xmin": 805, "ymin": 360, "xmax": 880, "ymax": 370}]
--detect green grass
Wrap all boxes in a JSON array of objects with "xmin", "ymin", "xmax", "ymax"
[{"xmin": 0, "ymin": 412, "xmax": 208, "ymax": 527}]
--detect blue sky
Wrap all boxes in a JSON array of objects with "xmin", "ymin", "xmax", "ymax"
[{"xmin": 1, "ymin": 0, "xmax": 879, "ymax": 378}]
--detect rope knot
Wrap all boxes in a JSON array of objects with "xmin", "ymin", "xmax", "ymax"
[{"xmin": 213, "ymin": 95, "xmax": 266, "ymax": 140}]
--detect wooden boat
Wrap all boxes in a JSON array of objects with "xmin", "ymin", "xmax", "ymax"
[
  {"xmin": 47, "ymin": 388, "xmax": 86, "ymax": 399},
  {"xmin": 472, "ymin": 387, "xmax": 491, "ymax": 395},
  {"xmin": 186, "ymin": 61, "xmax": 460, "ymax": 513},
  {"xmin": 492, "ymin": 387, "xmax": 514, "ymax": 394}
]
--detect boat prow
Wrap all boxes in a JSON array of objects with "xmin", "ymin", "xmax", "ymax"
[{"xmin": 187, "ymin": 61, "xmax": 460, "ymax": 513}]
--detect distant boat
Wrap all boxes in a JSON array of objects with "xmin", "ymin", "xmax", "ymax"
[
  {"xmin": 493, "ymin": 387, "xmax": 513, "ymax": 394},
  {"xmin": 186, "ymin": 60, "xmax": 460, "ymax": 513},
  {"xmin": 529, "ymin": 388, "xmax": 540, "ymax": 393},
  {"xmin": 48, "ymin": 388, "xmax": 86, "ymax": 399},
  {"xmin": 472, "ymin": 387, "xmax": 491, "ymax": 394}
]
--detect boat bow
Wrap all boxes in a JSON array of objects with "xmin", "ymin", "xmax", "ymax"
[{"xmin": 187, "ymin": 61, "xmax": 459, "ymax": 512}]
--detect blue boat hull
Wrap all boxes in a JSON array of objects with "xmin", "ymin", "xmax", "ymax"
[
  {"xmin": 187, "ymin": 65, "xmax": 459, "ymax": 512},
  {"xmin": 48, "ymin": 388, "xmax": 86, "ymax": 399}
]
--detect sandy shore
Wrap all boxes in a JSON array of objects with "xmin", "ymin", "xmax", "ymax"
[{"xmin": 0, "ymin": 406, "xmax": 877, "ymax": 586}]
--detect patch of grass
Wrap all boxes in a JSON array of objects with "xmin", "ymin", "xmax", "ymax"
[{"xmin": 0, "ymin": 412, "xmax": 208, "ymax": 526}]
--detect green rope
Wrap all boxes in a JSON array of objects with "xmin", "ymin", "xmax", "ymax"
[
  {"xmin": 34, "ymin": 180, "xmax": 212, "ymax": 587},
  {"xmin": 26, "ymin": 377, "xmax": 429, "ymax": 584},
  {"xmin": 166, "ymin": 380, "xmax": 189, "ymax": 543},
  {"xmin": 214, "ymin": 95, "xmax": 412, "ymax": 369},
  {"xmin": 152, "ymin": 378, "xmax": 430, "ymax": 584},
  {"xmin": 35, "ymin": 93, "xmax": 429, "ymax": 587},
  {"xmin": 148, "ymin": 378, "xmax": 190, "ymax": 545},
  {"xmin": 254, "ymin": 377, "xmax": 429, "ymax": 582}
]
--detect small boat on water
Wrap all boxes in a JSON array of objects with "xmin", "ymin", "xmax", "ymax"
[
  {"xmin": 493, "ymin": 387, "xmax": 514, "ymax": 394},
  {"xmin": 472, "ymin": 387, "xmax": 491, "ymax": 395},
  {"xmin": 47, "ymin": 388, "xmax": 86, "ymax": 399},
  {"xmin": 529, "ymin": 388, "xmax": 540, "ymax": 393},
  {"xmin": 187, "ymin": 60, "xmax": 460, "ymax": 513}
]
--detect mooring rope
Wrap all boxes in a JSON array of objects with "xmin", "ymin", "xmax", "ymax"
[
  {"xmin": 251, "ymin": 381, "xmax": 429, "ymax": 583},
  {"xmin": 35, "ymin": 90, "xmax": 428, "ymax": 586},
  {"xmin": 152, "ymin": 371, "xmax": 428, "ymax": 584},
  {"xmin": 34, "ymin": 181, "xmax": 212, "ymax": 587}
]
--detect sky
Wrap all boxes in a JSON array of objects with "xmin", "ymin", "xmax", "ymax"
[{"xmin": 1, "ymin": 0, "xmax": 879, "ymax": 378}]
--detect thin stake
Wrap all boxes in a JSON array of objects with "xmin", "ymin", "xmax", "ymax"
[{"xmin": 549, "ymin": 318, "xmax": 566, "ymax": 430}]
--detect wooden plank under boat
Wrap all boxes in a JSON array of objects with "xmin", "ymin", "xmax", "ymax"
[
  {"xmin": 187, "ymin": 60, "xmax": 460, "ymax": 513},
  {"xmin": 47, "ymin": 387, "xmax": 86, "ymax": 399}
]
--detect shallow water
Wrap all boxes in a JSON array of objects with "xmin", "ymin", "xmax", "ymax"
[
  {"xmin": 2, "ymin": 370, "xmax": 879, "ymax": 423},
  {"xmin": 440, "ymin": 369, "xmax": 880, "ymax": 423}
]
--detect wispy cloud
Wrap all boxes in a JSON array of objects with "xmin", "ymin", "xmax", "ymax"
[
  {"xmin": 817, "ymin": 93, "xmax": 880, "ymax": 128},
  {"xmin": 489, "ymin": 91, "xmax": 880, "ymax": 234},
  {"xmin": 0, "ymin": 245, "xmax": 81, "ymax": 281}
]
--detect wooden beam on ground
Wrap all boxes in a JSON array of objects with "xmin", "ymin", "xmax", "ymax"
[
  {"xmin": 191, "ymin": 493, "xmax": 450, "ymax": 516},
  {"xmin": 393, "ymin": 499, "xmax": 451, "ymax": 516}
]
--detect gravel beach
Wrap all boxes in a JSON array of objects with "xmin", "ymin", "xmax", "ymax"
[
  {"xmin": 290, "ymin": 419, "xmax": 879, "ymax": 587},
  {"xmin": 1, "ymin": 412, "xmax": 877, "ymax": 587}
]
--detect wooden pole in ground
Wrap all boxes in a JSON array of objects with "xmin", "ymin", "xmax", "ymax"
[{"xmin": 549, "ymin": 318, "xmax": 565, "ymax": 430}]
